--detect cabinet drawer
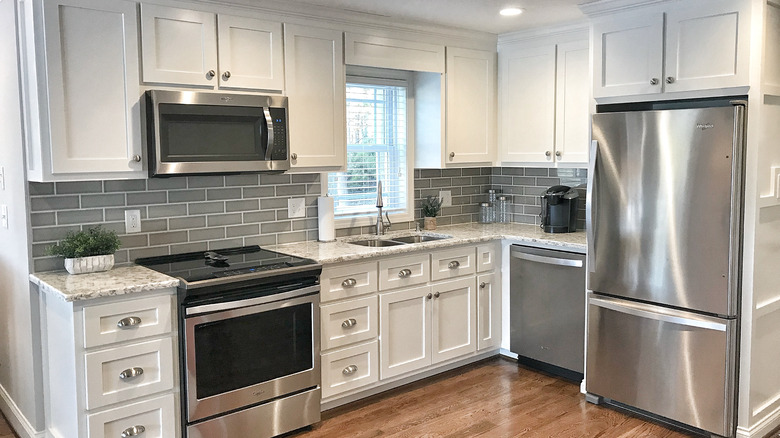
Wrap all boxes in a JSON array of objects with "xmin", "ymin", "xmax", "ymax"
[
  {"xmin": 83, "ymin": 294, "xmax": 174, "ymax": 348},
  {"xmin": 321, "ymin": 296, "xmax": 377, "ymax": 351},
  {"xmin": 84, "ymin": 338, "xmax": 175, "ymax": 410},
  {"xmin": 321, "ymin": 261, "xmax": 378, "ymax": 303},
  {"xmin": 431, "ymin": 247, "xmax": 475, "ymax": 281},
  {"xmin": 321, "ymin": 341, "xmax": 378, "ymax": 399},
  {"xmin": 378, "ymin": 254, "xmax": 430, "ymax": 290},
  {"xmin": 476, "ymin": 244, "xmax": 496, "ymax": 272},
  {"xmin": 87, "ymin": 393, "xmax": 176, "ymax": 438}
]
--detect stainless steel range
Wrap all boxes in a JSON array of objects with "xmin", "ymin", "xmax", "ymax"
[{"xmin": 137, "ymin": 246, "xmax": 322, "ymax": 438}]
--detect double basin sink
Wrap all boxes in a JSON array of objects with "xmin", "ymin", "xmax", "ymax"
[{"xmin": 348, "ymin": 234, "xmax": 451, "ymax": 247}]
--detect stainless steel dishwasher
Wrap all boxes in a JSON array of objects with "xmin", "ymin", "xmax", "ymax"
[{"xmin": 510, "ymin": 245, "xmax": 586, "ymax": 381}]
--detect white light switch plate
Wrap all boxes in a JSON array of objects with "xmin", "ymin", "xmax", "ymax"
[
  {"xmin": 124, "ymin": 209, "xmax": 141, "ymax": 234},
  {"xmin": 288, "ymin": 198, "xmax": 306, "ymax": 218},
  {"xmin": 439, "ymin": 190, "xmax": 452, "ymax": 207},
  {"xmin": 1, "ymin": 205, "xmax": 7, "ymax": 229}
]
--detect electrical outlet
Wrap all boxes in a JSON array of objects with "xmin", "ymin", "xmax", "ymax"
[
  {"xmin": 288, "ymin": 198, "xmax": 306, "ymax": 218},
  {"xmin": 124, "ymin": 209, "xmax": 141, "ymax": 234},
  {"xmin": 439, "ymin": 190, "xmax": 452, "ymax": 207},
  {"xmin": 0, "ymin": 205, "xmax": 7, "ymax": 229}
]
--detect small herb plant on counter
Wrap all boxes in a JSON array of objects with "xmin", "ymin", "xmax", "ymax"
[
  {"xmin": 47, "ymin": 226, "xmax": 121, "ymax": 274},
  {"xmin": 421, "ymin": 196, "xmax": 443, "ymax": 230}
]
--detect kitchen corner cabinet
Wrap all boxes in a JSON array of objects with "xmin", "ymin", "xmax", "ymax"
[
  {"xmin": 22, "ymin": 0, "xmax": 145, "ymax": 182},
  {"xmin": 284, "ymin": 24, "xmax": 346, "ymax": 171},
  {"xmin": 140, "ymin": 5, "xmax": 284, "ymax": 91},
  {"xmin": 38, "ymin": 289, "xmax": 179, "ymax": 438},
  {"xmin": 445, "ymin": 48, "xmax": 497, "ymax": 165},
  {"xmin": 592, "ymin": 0, "xmax": 749, "ymax": 99},
  {"xmin": 499, "ymin": 36, "xmax": 589, "ymax": 165}
]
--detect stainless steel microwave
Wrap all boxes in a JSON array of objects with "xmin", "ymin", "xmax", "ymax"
[{"xmin": 143, "ymin": 90, "xmax": 290, "ymax": 177}]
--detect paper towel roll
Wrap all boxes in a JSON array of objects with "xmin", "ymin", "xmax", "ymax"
[{"xmin": 318, "ymin": 196, "xmax": 335, "ymax": 242}]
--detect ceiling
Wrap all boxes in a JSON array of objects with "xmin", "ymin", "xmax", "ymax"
[{"xmin": 275, "ymin": 0, "xmax": 590, "ymax": 35}]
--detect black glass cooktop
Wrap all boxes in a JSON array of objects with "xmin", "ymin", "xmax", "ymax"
[{"xmin": 135, "ymin": 245, "xmax": 319, "ymax": 283}]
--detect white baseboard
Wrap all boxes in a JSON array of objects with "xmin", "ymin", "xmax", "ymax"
[
  {"xmin": 736, "ymin": 404, "xmax": 780, "ymax": 438},
  {"xmin": 0, "ymin": 383, "xmax": 44, "ymax": 438}
]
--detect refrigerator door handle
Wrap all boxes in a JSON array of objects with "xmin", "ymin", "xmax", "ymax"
[
  {"xmin": 510, "ymin": 250, "xmax": 583, "ymax": 267},
  {"xmin": 589, "ymin": 296, "xmax": 727, "ymax": 332},
  {"xmin": 586, "ymin": 139, "xmax": 598, "ymax": 275}
]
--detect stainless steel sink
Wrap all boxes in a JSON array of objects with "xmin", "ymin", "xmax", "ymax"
[
  {"xmin": 389, "ymin": 235, "xmax": 451, "ymax": 244},
  {"xmin": 348, "ymin": 239, "xmax": 406, "ymax": 247}
]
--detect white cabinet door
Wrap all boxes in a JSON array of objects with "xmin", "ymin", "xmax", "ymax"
[
  {"xmin": 554, "ymin": 40, "xmax": 590, "ymax": 164},
  {"xmin": 284, "ymin": 24, "xmax": 346, "ymax": 170},
  {"xmin": 498, "ymin": 44, "xmax": 556, "ymax": 164},
  {"xmin": 217, "ymin": 15, "xmax": 284, "ymax": 91},
  {"xmin": 477, "ymin": 272, "xmax": 500, "ymax": 351},
  {"xmin": 431, "ymin": 277, "xmax": 476, "ymax": 363},
  {"xmin": 592, "ymin": 13, "xmax": 664, "ymax": 98},
  {"xmin": 664, "ymin": 1, "xmax": 749, "ymax": 93},
  {"xmin": 445, "ymin": 47, "xmax": 496, "ymax": 165},
  {"xmin": 140, "ymin": 4, "xmax": 217, "ymax": 86},
  {"xmin": 41, "ymin": 0, "xmax": 144, "ymax": 178},
  {"xmin": 380, "ymin": 286, "xmax": 431, "ymax": 379}
]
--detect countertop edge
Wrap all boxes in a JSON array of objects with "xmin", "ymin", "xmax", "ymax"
[{"xmin": 30, "ymin": 266, "xmax": 180, "ymax": 303}]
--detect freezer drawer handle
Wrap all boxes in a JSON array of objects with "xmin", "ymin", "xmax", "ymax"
[
  {"xmin": 510, "ymin": 251, "xmax": 582, "ymax": 268},
  {"xmin": 590, "ymin": 296, "xmax": 727, "ymax": 331}
]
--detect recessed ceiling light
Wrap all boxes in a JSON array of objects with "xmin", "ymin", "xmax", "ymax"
[{"xmin": 500, "ymin": 7, "xmax": 524, "ymax": 16}]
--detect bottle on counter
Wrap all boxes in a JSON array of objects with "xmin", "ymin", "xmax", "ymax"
[{"xmin": 497, "ymin": 195, "xmax": 509, "ymax": 223}]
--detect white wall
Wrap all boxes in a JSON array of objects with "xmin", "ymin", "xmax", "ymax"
[{"xmin": 0, "ymin": 0, "xmax": 43, "ymax": 433}]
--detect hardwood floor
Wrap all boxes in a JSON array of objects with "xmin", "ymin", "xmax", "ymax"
[
  {"xmin": 0, "ymin": 357, "xmax": 698, "ymax": 438},
  {"xmin": 292, "ymin": 357, "xmax": 697, "ymax": 438}
]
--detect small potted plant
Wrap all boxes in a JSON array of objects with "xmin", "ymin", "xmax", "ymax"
[
  {"xmin": 47, "ymin": 226, "xmax": 121, "ymax": 274},
  {"xmin": 421, "ymin": 195, "xmax": 443, "ymax": 230}
]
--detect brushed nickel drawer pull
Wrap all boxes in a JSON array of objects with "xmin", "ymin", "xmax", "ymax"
[
  {"xmin": 448, "ymin": 260, "xmax": 460, "ymax": 269},
  {"xmin": 341, "ymin": 278, "xmax": 357, "ymax": 288},
  {"xmin": 398, "ymin": 268, "xmax": 412, "ymax": 278},
  {"xmin": 342, "ymin": 365, "xmax": 358, "ymax": 375},
  {"xmin": 121, "ymin": 425, "xmax": 145, "ymax": 437},
  {"xmin": 116, "ymin": 316, "xmax": 142, "ymax": 328},
  {"xmin": 119, "ymin": 367, "xmax": 144, "ymax": 380},
  {"xmin": 341, "ymin": 318, "xmax": 357, "ymax": 329}
]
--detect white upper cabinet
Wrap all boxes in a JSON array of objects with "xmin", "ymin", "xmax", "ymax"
[
  {"xmin": 26, "ymin": 0, "xmax": 144, "ymax": 181},
  {"xmin": 592, "ymin": 13, "xmax": 664, "ymax": 98},
  {"xmin": 345, "ymin": 33, "xmax": 445, "ymax": 73},
  {"xmin": 284, "ymin": 24, "xmax": 346, "ymax": 170},
  {"xmin": 140, "ymin": 4, "xmax": 283, "ymax": 91},
  {"xmin": 592, "ymin": 0, "xmax": 749, "ymax": 99},
  {"xmin": 445, "ymin": 47, "xmax": 497, "ymax": 165},
  {"xmin": 498, "ymin": 32, "xmax": 589, "ymax": 166}
]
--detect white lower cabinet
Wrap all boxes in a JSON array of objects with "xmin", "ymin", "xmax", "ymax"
[
  {"xmin": 86, "ymin": 393, "xmax": 176, "ymax": 438},
  {"xmin": 321, "ymin": 245, "xmax": 501, "ymax": 404},
  {"xmin": 379, "ymin": 285, "xmax": 433, "ymax": 379},
  {"xmin": 39, "ymin": 289, "xmax": 179, "ymax": 438}
]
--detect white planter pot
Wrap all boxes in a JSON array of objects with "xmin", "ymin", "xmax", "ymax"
[{"xmin": 64, "ymin": 254, "xmax": 115, "ymax": 275}]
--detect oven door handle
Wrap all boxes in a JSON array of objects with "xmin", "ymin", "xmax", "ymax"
[{"xmin": 186, "ymin": 284, "xmax": 320, "ymax": 316}]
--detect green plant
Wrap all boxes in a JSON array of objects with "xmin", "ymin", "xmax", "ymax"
[
  {"xmin": 421, "ymin": 195, "xmax": 443, "ymax": 218},
  {"xmin": 47, "ymin": 226, "xmax": 121, "ymax": 259}
]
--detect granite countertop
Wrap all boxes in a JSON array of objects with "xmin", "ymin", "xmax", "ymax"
[
  {"xmin": 30, "ymin": 223, "xmax": 585, "ymax": 302},
  {"xmin": 30, "ymin": 265, "xmax": 180, "ymax": 302},
  {"xmin": 273, "ymin": 222, "xmax": 586, "ymax": 264}
]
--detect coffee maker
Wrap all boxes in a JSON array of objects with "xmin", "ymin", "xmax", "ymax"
[{"xmin": 540, "ymin": 185, "xmax": 579, "ymax": 233}]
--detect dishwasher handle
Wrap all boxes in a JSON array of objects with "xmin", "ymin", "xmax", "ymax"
[{"xmin": 510, "ymin": 250, "xmax": 583, "ymax": 268}]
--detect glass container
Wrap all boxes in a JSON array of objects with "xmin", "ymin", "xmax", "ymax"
[
  {"xmin": 497, "ymin": 195, "xmax": 509, "ymax": 223},
  {"xmin": 479, "ymin": 202, "xmax": 493, "ymax": 224}
]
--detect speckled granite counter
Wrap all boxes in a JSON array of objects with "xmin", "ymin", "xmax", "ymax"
[
  {"xmin": 30, "ymin": 265, "xmax": 180, "ymax": 302},
  {"xmin": 273, "ymin": 222, "xmax": 586, "ymax": 264}
]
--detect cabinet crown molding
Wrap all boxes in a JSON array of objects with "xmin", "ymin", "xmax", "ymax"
[
  {"xmin": 579, "ymin": 0, "xmax": 672, "ymax": 17},
  {"xmin": 498, "ymin": 21, "xmax": 588, "ymax": 45}
]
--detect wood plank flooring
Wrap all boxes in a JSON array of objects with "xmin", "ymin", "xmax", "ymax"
[
  {"xmin": 291, "ymin": 357, "xmax": 697, "ymax": 438},
  {"xmin": 0, "ymin": 357, "xmax": 700, "ymax": 438}
]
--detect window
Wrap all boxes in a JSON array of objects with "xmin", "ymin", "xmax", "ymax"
[{"xmin": 327, "ymin": 74, "xmax": 412, "ymax": 224}]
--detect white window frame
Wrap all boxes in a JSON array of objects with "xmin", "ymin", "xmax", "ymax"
[{"xmin": 322, "ymin": 67, "xmax": 415, "ymax": 229}]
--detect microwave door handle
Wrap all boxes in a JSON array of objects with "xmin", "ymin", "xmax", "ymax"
[{"xmin": 263, "ymin": 108, "xmax": 275, "ymax": 160}]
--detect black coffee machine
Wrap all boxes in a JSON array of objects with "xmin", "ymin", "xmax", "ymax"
[{"xmin": 540, "ymin": 185, "xmax": 579, "ymax": 233}]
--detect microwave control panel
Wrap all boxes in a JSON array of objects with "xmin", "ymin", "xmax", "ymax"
[{"xmin": 269, "ymin": 107, "xmax": 288, "ymax": 160}]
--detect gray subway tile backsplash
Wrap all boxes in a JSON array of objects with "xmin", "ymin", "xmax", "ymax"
[{"xmin": 28, "ymin": 167, "xmax": 588, "ymax": 272}]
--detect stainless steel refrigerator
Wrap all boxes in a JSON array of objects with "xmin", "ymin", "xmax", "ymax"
[{"xmin": 586, "ymin": 102, "xmax": 745, "ymax": 437}]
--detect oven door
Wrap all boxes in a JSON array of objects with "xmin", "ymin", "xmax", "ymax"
[{"xmin": 184, "ymin": 286, "xmax": 320, "ymax": 423}]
